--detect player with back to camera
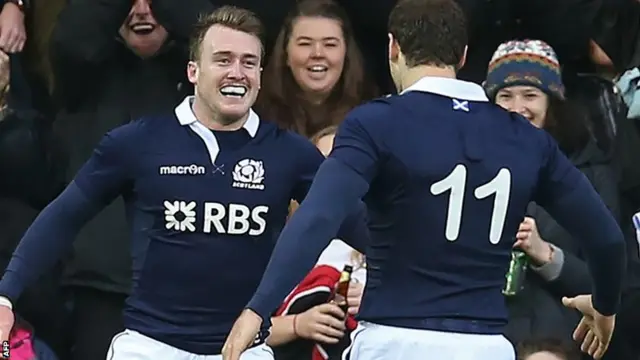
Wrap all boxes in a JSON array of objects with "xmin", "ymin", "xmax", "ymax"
[
  {"xmin": 0, "ymin": 6, "xmax": 369, "ymax": 360},
  {"xmin": 222, "ymin": 0, "xmax": 625, "ymax": 359}
]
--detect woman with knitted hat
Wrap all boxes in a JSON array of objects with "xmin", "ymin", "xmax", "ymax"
[
  {"xmin": 483, "ymin": 40, "xmax": 621, "ymax": 356},
  {"xmin": 484, "ymin": 40, "xmax": 590, "ymax": 154}
]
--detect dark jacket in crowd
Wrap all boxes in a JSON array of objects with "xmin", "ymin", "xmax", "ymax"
[
  {"xmin": 0, "ymin": 108, "xmax": 67, "ymax": 357},
  {"xmin": 50, "ymin": 0, "xmax": 200, "ymax": 294},
  {"xmin": 456, "ymin": 0, "xmax": 606, "ymax": 83},
  {"xmin": 504, "ymin": 139, "xmax": 616, "ymax": 347},
  {"xmin": 592, "ymin": 0, "xmax": 640, "ymax": 73},
  {"xmin": 324, "ymin": 0, "xmax": 610, "ymax": 91},
  {"xmin": 565, "ymin": 74, "xmax": 640, "ymax": 291}
]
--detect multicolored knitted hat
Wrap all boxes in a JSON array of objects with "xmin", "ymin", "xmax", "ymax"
[{"xmin": 483, "ymin": 39, "xmax": 565, "ymax": 100}]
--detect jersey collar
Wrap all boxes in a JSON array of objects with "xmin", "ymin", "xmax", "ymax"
[
  {"xmin": 401, "ymin": 76, "xmax": 489, "ymax": 102},
  {"xmin": 174, "ymin": 96, "xmax": 260, "ymax": 137}
]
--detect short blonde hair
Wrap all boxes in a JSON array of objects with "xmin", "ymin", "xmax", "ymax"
[{"xmin": 189, "ymin": 6, "xmax": 265, "ymax": 61}]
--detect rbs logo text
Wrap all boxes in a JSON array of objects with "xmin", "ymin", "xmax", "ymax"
[{"xmin": 164, "ymin": 200, "xmax": 268, "ymax": 235}]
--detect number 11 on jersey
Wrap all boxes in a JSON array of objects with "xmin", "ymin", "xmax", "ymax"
[{"xmin": 430, "ymin": 164, "xmax": 512, "ymax": 244}]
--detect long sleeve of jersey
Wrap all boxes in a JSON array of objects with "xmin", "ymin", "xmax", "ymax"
[
  {"xmin": 247, "ymin": 113, "xmax": 380, "ymax": 320},
  {"xmin": 535, "ymin": 135, "xmax": 626, "ymax": 316},
  {"xmin": 290, "ymin": 136, "xmax": 371, "ymax": 254},
  {"xmin": 0, "ymin": 126, "xmax": 134, "ymax": 302}
]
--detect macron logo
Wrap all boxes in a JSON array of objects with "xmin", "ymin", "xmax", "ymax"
[
  {"xmin": 159, "ymin": 164, "xmax": 206, "ymax": 175},
  {"xmin": 164, "ymin": 201, "xmax": 197, "ymax": 232}
]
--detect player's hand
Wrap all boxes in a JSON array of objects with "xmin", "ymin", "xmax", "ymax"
[
  {"xmin": 346, "ymin": 282, "xmax": 364, "ymax": 315},
  {"xmin": 562, "ymin": 295, "xmax": 615, "ymax": 359},
  {"xmin": 514, "ymin": 217, "xmax": 552, "ymax": 265},
  {"xmin": 296, "ymin": 303, "xmax": 346, "ymax": 344},
  {"xmin": 222, "ymin": 308, "xmax": 262, "ymax": 360},
  {"xmin": 0, "ymin": 303, "xmax": 14, "ymax": 345}
]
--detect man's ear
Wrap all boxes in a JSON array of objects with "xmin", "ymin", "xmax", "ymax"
[
  {"xmin": 187, "ymin": 61, "xmax": 198, "ymax": 84},
  {"xmin": 457, "ymin": 45, "xmax": 468, "ymax": 70},
  {"xmin": 388, "ymin": 33, "xmax": 400, "ymax": 63}
]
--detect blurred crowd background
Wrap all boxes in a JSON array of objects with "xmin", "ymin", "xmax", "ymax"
[{"xmin": 1, "ymin": 0, "xmax": 640, "ymax": 359}]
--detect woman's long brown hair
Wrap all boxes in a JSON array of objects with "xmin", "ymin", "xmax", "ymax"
[{"xmin": 255, "ymin": 0, "xmax": 378, "ymax": 138}]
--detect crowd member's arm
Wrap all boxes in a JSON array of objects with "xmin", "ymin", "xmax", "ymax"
[
  {"xmin": 535, "ymin": 133, "xmax": 626, "ymax": 316},
  {"xmin": 267, "ymin": 315, "xmax": 297, "ymax": 346},
  {"xmin": 267, "ymin": 265, "xmax": 354, "ymax": 347},
  {"xmin": 532, "ymin": 242, "xmax": 593, "ymax": 297},
  {"xmin": 0, "ymin": 0, "xmax": 27, "ymax": 53},
  {"xmin": 0, "ymin": 124, "xmax": 136, "ymax": 303},
  {"xmin": 516, "ymin": 216, "xmax": 592, "ymax": 296}
]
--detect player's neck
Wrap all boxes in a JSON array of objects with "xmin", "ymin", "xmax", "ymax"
[
  {"xmin": 400, "ymin": 65, "xmax": 457, "ymax": 91},
  {"xmin": 191, "ymin": 96, "xmax": 250, "ymax": 131}
]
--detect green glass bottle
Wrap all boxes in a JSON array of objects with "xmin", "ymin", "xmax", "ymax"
[{"xmin": 503, "ymin": 250, "xmax": 529, "ymax": 296}]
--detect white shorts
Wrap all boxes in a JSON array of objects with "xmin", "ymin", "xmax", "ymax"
[
  {"xmin": 106, "ymin": 329, "xmax": 274, "ymax": 360},
  {"xmin": 347, "ymin": 322, "xmax": 515, "ymax": 360}
]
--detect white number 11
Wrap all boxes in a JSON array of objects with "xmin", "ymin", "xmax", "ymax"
[{"xmin": 430, "ymin": 164, "xmax": 512, "ymax": 244}]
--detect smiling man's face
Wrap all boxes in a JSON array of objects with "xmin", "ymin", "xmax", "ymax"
[{"xmin": 119, "ymin": 0, "xmax": 168, "ymax": 58}]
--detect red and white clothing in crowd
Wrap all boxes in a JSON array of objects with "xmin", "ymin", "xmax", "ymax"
[{"xmin": 273, "ymin": 240, "xmax": 366, "ymax": 360}]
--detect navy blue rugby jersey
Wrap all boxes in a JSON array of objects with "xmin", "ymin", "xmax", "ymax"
[
  {"xmin": 246, "ymin": 77, "xmax": 625, "ymax": 334},
  {"xmin": 0, "ymin": 96, "xmax": 369, "ymax": 354},
  {"xmin": 95, "ymin": 98, "xmax": 323, "ymax": 353}
]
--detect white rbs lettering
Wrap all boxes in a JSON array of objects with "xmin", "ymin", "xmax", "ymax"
[{"xmin": 203, "ymin": 203, "xmax": 268, "ymax": 235}]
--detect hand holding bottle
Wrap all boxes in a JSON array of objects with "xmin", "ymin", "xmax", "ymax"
[{"xmin": 514, "ymin": 217, "xmax": 553, "ymax": 265}]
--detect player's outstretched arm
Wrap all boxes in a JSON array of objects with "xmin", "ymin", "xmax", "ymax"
[
  {"xmin": 223, "ymin": 158, "xmax": 370, "ymax": 360},
  {"xmin": 223, "ymin": 111, "xmax": 381, "ymax": 360},
  {"xmin": 0, "ymin": 127, "xmax": 134, "ymax": 305},
  {"xmin": 536, "ymin": 143, "xmax": 625, "ymax": 317},
  {"xmin": 0, "ymin": 183, "xmax": 104, "ymax": 300},
  {"xmin": 248, "ymin": 158, "xmax": 370, "ymax": 320},
  {"xmin": 536, "ymin": 137, "xmax": 625, "ymax": 358}
]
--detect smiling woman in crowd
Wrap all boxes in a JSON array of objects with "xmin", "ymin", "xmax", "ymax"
[
  {"xmin": 483, "ymin": 39, "xmax": 620, "ymax": 350},
  {"xmin": 256, "ymin": 7, "xmax": 374, "ymax": 356},
  {"xmin": 255, "ymin": 0, "xmax": 377, "ymax": 138}
]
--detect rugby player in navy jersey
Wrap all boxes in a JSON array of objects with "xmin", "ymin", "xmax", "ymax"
[
  {"xmin": 0, "ymin": 6, "xmax": 369, "ymax": 360},
  {"xmin": 222, "ymin": 0, "xmax": 626, "ymax": 359}
]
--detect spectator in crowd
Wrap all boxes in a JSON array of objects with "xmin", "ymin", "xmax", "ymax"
[
  {"xmin": 255, "ymin": 0, "xmax": 377, "ymax": 138},
  {"xmin": 0, "ymin": 0, "xmax": 59, "ymax": 117},
  {"xmin": 269, "ymin": 125, "xmax": 366, "ymax": 360},
  {"xmin": 0, "ymin": 47, "xmax": 67, "ymax": 357},
  {"xmin": 517, "ymin": 338, "xmax": 581, "ymax": 360},
  {"xmin": 48, "ymin": 0, "xmax": 212, "ymax": 358},
  {"xmin": 484, "ymin": 40, "xmax": 618, "ymax": 350}
]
